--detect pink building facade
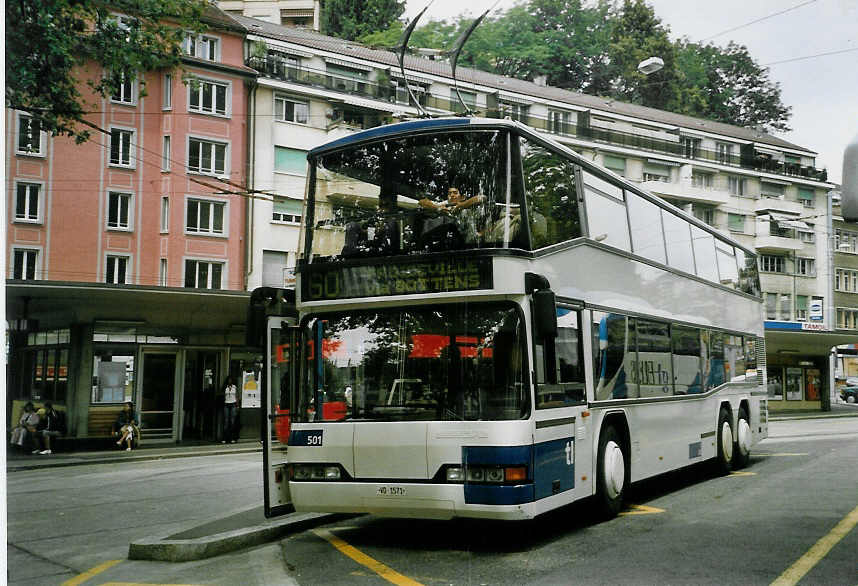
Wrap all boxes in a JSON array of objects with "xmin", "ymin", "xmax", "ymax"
[{"xmin": 6, "ymin": 10, "xmax": 262, "ymax": 445}]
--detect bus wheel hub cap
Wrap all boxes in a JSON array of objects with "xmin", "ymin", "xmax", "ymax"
[
  {"xmin": 721, "ymin": 422, "xmax": 733, "ymax": 460},
  {"xmin": 604, "ymin": 441, "xmax": 625, "ymax": 499},
  {"xmin": 737, "ymin": 418, "xmax": 751, "ymax": 455}
]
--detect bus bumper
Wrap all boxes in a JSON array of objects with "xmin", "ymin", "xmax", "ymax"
[{"xmin": 289, "ymin": 481, "xmax": 536, "ymax": 521}]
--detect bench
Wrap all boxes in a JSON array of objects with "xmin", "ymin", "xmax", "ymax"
[{"xmin": 88, "ymin": 407, "xmax": 141, "ymax": 449}]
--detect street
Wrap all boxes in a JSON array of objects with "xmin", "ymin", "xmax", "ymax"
[{"xmin": 6, "ymin": 416, "xmax": 858, "ymax": 585}]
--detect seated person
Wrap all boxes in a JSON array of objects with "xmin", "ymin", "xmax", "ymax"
[
  {"xmin": 33, "ymin": 401, "xmax": 65, "ymax": 455},
  {"xmin": 113, "ymin": 401, "xmax": 140, "ymax": 451},
  {"xmin": 10, "ymin": 402, "xmax": 39, "ymax": 452},
  {"xmin": 418, "ymin": 187, "xmax": 486, "ymax": 248}
]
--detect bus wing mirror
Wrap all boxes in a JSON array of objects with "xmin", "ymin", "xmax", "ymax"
[{"xmin": 532, "ymin": 289, "xmax": 558, "ymax": 339}]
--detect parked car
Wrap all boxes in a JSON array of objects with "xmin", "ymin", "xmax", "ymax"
[{"xmin": 840, "ymin": 386, "xmax": 858, "ymax": 404}]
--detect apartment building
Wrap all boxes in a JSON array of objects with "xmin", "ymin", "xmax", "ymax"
[
  {"xmin": 236, "ymin": 16, "xmax": 849, "ymax": 410},
  {"xmin": 220, "ymin": 0, "xmax": 320, "ymax": 29},
  {"xmin": 6, "ymin": 8, "xmax": 260, "ymax": 444}
]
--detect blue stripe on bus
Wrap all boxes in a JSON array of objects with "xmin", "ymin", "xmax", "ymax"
[
  {"xmin": 463, "ymin": 445, "xmax": 532, "ymax": 467},
  {"xmin": 464, "ymin": 484, "xmax": 534, "ymax": 505},
  {"xmin": 534, "ymin": 437, "xmax": 575, "ymax": 499},
  {"xmin": 310, "ymin": 118, "xmax": 471, "ymax": 155}
]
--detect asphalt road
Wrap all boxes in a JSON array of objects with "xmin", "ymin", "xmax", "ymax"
[{"xmin": 6, "ymin": 417, "xmax": 858, "ymax": 585}]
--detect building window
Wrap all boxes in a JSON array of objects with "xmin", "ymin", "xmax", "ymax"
[
  {"xmin": 160, "ymin": 196, "xmax": 170, "ymax": 233},
  {"xmin": 109, "ymin": 128, "xmax": 133, "ymax": 167},
  {"xmin": 643, "ymin": 162, "xmax": 671, "ymax": 183},
  {"xmin": 163, "ymin": 73, "xmax": 172, "ymax": 109},
  {"xmin": 691, "ymin": 172, "xmax": 712, "ymax": 189},
  {"xmin": 274, "ymin": 146, "xmax": 307, "ymax": 175},
  {"xmin": 185, "ymin": 34, "xmax": 219, "ymax": 61},
  {"xmin": 159, "ymin": 258, "xmax": 168, "ymax": 286},
  {"xmin": 189, "ymin": 79, "xmax": 228, "ymax": 116},
  {"xmin": 681, "ymin": 136, "xmax": 700, "ymax": 159},
  {"xmin": 326, "ymin": 63, "xmax": 368, "ymax": 92},
  {"xmin": 727, "ymin": 176, "xmax": 746, "ymax": 196},
  {"xmin": 188, "ymin": 138, "xmax": 226, "ymax": 176},
  {"xmin": 765, "ymin": 292, "xmax": 791, "ymax": 321},
  {"xmin": 796, "ymin": 295, "xmax": 808, "ymax": 321},
  {"xmin": 16, "ymin": 113, "xmax": 44, "ymax": 156},
  {"xmin": 761, "ymin": 182, "xmax": 785, "ymax": 199},
  {"xmin": 693, "ymin": 206, "xmax": 715, "ymax": 226},
  {"xmin": 105, "ymin": 255, "xmax": 129, "ymax": 284},
  {"xmin": 602, "ymin": 155, "xmax": 626, "ymax": 177},
  {"xmin": 499, "ymin": 102, "xmax": 529, "ymax": 122},
  {"xmin": 15, "ymin": 182, "xmax": 41, "ymax": 223},
  {"xmin": 107, "ymin": 191, "xmax": 132, "ymax": 230},
  {"xmin": 836, "ymin": 268, "xmax": 858, "ymax": 293},
  {"xmin": 272, "ymin": 197, "xmax": 302, "ymax": 224},
  {"xmin": 548, "ymin": 110, "xmax": 571, "ymax": 135},
  {"xmin": 799, "ymin": 229, "xmax": 815, "ymax": 243},
  {"xmin": 717, "ymin": 142, "xmax": 734, "ymax": 165},
  {"xmin": 798, "ymin": 187, "xmax": 814, "ymax": 208},
  {"xmin": 162, "ymin": 136, "xmax": 171, "ymax": 171},
  {"xmin": 184, "ymin": 260, "xmax": 223, "ymax": 289},
  {"xmin": 836, "ymin": 229, "xmax": 858, "ymax": 253},
  {"xmin": 110, "ymin": 72, "xmax": 135, "ymax": 104},
  {"xmin": 451, "ymin": 88, "xmax": 477, "ymax": 113},
  {"xmin": 274, "ymin": 95, "xmax": 309, "ymax": 124},
  {"xmin": 186, "ymin": 198, "xmax": 225, "ymax": 235},
  {"xmin": 796, "ymin": 257, "xmax": 815, "ymax": 276},
  {"xmin": 837, "ymin": 308, "xmax": 858, "ymax": 330},
  {"xmin": 727, "ymin": 213, "xmax": 744, "ymax": 233},
  {"xmin": 12, "ymin": 248, "xmax": 39, "ymax": 280},
  {"xmin": 760, "ymin": 255, "xmax": 786, "ymax": 273}
]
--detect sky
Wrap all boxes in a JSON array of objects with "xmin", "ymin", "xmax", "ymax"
[{"xmin": 404, "ymin": 0, "xmax": 858, "ymax": 185}]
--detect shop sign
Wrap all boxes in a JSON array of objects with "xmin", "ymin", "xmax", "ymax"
[
  {"xmin": 809, "ymin": 298, "xmax": 823, "ymax": 321},
  {"xmin": 801, "ymin": 323, "xmax": 826, "ymax": 331}
]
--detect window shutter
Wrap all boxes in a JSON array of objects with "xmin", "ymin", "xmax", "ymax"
[
  {"xmin": 274, "ymin": 198, "xmax": 303, "ymax": 214},
  {"xmin": 797, "ymin": 188, "xmax": 814, "ymax": 201},
  {"xmin": 275, "ymin": 147, "xmax": 307, "ymax": 174},
  {"xmin": 728, "ymin": 213, "xmax": 744, "ymax": 232},
  {"xmin": 603, "ymin": 155, "xmax": 626, "ymax": 173}
]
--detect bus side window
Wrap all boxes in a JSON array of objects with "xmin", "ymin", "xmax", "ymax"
[
  {"xmin": 535, "ymin": 307, "xmax": 584, "ymax": 408},
  {"xmin": 592, "ymin": 312, "xmax": 638, "ymax": 400}
]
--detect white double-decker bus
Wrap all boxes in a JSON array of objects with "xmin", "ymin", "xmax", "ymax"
[{"xmin": 257, "ymin": 117, "xmax": 768, "ymax": 521}]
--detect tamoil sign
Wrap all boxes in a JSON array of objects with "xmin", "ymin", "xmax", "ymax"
[{"xmin": 302, "ymin": 256, "xmax": 493, "ymax": 301}]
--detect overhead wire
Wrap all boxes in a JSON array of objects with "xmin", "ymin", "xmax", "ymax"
[{"xmin": 698, "ymin": 0, "xmax": 818, "ymax": 42}]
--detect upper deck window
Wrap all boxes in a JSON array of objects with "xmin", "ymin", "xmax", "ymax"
[{"xmin": 307, "ymin": 129, "xmax": 531, "ymax": 261}]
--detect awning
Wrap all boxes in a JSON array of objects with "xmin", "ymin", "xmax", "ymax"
[
  {"xmin": 324, "ymin": 57, "xmax": 372, "ymax": 72},
  {"xmin": 333, "ymin": 95, "xmax": 407, "ymax": 114},
  {"xmin": 766, "ymin": 212, "xmax": 811, "ymax": 230},
  {"xmin": 646, "ymin": 158, "xmax": 682, "ymax": 167}
]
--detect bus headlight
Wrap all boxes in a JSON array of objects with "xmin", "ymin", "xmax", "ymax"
[
  {"xmin": 446, "ymin": 466, "xmax": 465, "ymax": 482},
  {"xmin": 290, "ymin": 463, "xmax": 344, "ymax": 481}
]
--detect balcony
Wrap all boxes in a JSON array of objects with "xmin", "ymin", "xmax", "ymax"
[
  {"xmin": 755, "ymin": 198, "xmax": 805, "ymax": 216},
  {"xmin": 642, "ymin": 179, "xmax": 730, "ymax": 206},
  {"xmin": 246, "ymin": 55, "xmax": 829, "ymax": 184},
  {"xmin": 755, "ymin": 235, "xmax": 805, "ymax": 252}
]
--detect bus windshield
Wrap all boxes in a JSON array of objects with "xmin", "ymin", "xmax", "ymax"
[
  {"xmin": 296, "ymin": 303, "xmax": 527, "ymax": 422},
  {"xmin": 307, "ymin": 129, "xmax": 526, "ymax": 259}
]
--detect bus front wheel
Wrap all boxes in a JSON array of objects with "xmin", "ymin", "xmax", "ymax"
[
  {"xmin": 715, "ymin": 407, "xmax": 734, "ymax": 475},
  {"xmin": 596, "ymin": 425, "xmax": 628, "ymax": 518},
  {"xmin": 733, "ymin": 407, "xmax": 751, "ymax": 469}
]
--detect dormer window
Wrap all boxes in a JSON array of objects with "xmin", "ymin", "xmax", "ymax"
[{"xmin": 185, "ymin": 34, "xmax": 219, "ymax": 61}]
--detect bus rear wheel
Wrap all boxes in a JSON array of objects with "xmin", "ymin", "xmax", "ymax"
[
  {"xmin": 596, "ymin": 425, "xmax": 628, "ymax": 518},
  {"xmin": 715, "ymin": 407, "xmax": 734, "ymax": 475},
  {"xmin": 733, "ymin": 407, "xmax": 751, "ymax": 469}
]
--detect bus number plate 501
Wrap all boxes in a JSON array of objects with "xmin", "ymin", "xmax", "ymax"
[{"xmin": 376, "ymin": 486, "xmax": 407, "ymax": 496}]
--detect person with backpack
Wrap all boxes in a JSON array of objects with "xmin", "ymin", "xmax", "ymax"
[{"xmin": 34, "ymin": 401, "xmax": 65, "ymax": 455}]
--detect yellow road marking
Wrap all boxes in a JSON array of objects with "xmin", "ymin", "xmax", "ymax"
[
  {"xmin": 61, "ymin": 560, "xmax": 122, "ymax": 586},
  {"xmin": 770, "ymin": 504, "xmax": 858, "ymax": 586},
  {"xmin": 729, "ymin": 471, "xmax": 757, "ymax": 476},
  {"xmin": 101, "ymin": 583, "xmax": 198, "ymax": 585},
  {"xmin": 619, "ymin": 504, "xmax": 665, "ymax": 516},
  {"xmin": 313, "ymin": 528, "xmax": 423, "ymax": 586}
]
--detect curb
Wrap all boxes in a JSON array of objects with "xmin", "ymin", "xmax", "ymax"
[
  {"xmin": 7, "ymin": 446, "xmax": 261, "ymax": 473},
  {"xmin": 770, "ymin": 412, "xmax": 858, "ymax": 421},
  {"xmin": 128, "ymin": 511, "xmax": 335, "ymax": 562}
]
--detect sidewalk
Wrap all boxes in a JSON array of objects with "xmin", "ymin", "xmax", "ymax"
[{"xmin": 769, "ymin": 401, "xmax": 858, "ymax": 420}]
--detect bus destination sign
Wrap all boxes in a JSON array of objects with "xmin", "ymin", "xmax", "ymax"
[{"xmin": 302, "ymin": 256, "xmax": 493, "ymax": 301}]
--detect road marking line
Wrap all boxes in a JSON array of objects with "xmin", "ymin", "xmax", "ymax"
[
  {"xmin": 729, "ymin": 471, "xmax": 757, "ymax": 476},
  {"xmin": 313, "ymin": 528, "xmax": 423, "ymax": 586},
  {"xmin": 770, "ymin": 504, "xmax": 858, "ymax": 586},
  {"xmin": 619, "ymin": 504, "xmax": 665, "ymax": 516},
  {"xmin": 61, "ymin": 560, "xmax": 122, "ymax": 586}
]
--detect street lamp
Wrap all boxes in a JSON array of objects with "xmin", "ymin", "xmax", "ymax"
[{"xmin": 637, "ymin": 56, "xmax": 664, "ymax": 76}]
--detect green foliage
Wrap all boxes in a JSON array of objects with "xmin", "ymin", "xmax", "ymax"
[
  {"xmin": 321, "ymin": 0, "xmax": 405, "ymax": 41},
  {"xmin": 6, "ymin": 0, "xmax": 208, "ymax": 143},
  {"xmin": 382, "ymin": 0, "xmax": 791, "ymax": 132}
]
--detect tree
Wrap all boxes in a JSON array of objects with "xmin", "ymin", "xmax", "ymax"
[
  {"xmin": 674, "ymin": 40, "xmax": 792, "ymax": 132},
  {"xmin": 6, "ymin": 0, "xmax": 208, "ymax": 143},
  {"xmin": 321, "ymin": 0, "xmax": 406, "ymax": 41}
]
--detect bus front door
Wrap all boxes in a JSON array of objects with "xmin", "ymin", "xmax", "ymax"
[{"xmin": 262, "ymin": 316, "xmax": 298, "ymax": 518}]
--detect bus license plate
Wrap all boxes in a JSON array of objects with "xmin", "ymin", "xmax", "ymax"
[{"xmin": 376, "ymin": 486, "xmax": 407, "ymax": 497}]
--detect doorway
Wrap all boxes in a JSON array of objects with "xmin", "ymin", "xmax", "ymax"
[
  {"xmin": 139, "ymin": 352, "xmax": 179, "ymax": 441},
  {"xmin": 183, "ymin": 350, "xmax": 222, "ymax": 441}
]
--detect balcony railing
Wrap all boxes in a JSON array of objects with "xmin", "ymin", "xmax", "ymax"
[{"xmin": 247, "ymin": 56, "xmax": 828, "ymax": 183}]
